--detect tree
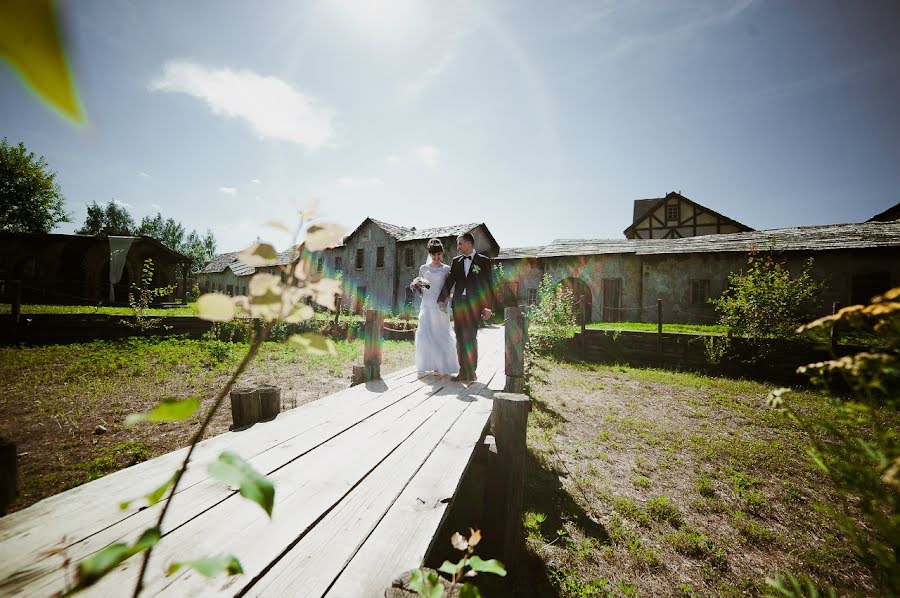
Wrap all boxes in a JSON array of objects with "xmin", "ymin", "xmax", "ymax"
[
  {"xmin": 0, "ymin": 137, "xmax": 71, "ymax": 233},
  {"xmin": 136, "ymin": 212, "xmax": 216, "ymax": 274},
  {"xmin": 76, "ymin": 200, "xmax": 135, "ymax": 236}
]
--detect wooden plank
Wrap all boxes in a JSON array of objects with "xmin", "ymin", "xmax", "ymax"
[
  {"xmin": 80, "ymin": 379, "xmax": 464, "ymax": 597},
  {"xmin": 324, "ymin": 391, "xmax": 493, "ymax": 598},
  {"xmin": 0, "ymin": 369, "xmax": 426, "ymax": 594},
  {"xmin": 237, "ymin": 389, "xmax": 493, "ymax": 597}
]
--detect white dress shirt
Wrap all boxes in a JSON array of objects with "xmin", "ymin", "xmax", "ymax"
[{"xmin": 463, "ymin": 248, "xmax": 476, "ymax": 277}]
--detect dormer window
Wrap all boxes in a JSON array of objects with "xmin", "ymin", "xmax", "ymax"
[{"xmin": 665, "ymin": 204, "xmax": 680, "ymax": 222}]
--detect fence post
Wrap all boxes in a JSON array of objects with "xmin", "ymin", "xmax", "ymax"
[
  {"xmin": 334, "ymin": 296, "xmax": 342, "ymax": 325},
  {"xmin": 363, "ymin": 309, "xmax": 384, "ymax": 381},
  {"xmin": 10, "ymin": 280, "xmax": 21, "ymax": 345},
  {"xmin": 830, "ymin": 301, "xmax": 841, "ymax": 352},
  {"xmin": 504, "ymin": 306, "xmax": 527, "ymax": 393},
  {"xmin": 485, "ymin": 392, "xmax": 531, "ymax": 576},
  {"xmin": 657, "ymin": 299, "xmax": 663, "ymax": 358}
]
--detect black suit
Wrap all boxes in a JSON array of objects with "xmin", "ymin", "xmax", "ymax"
[{"xmin": 438, "ymin": 252, "xmax": 497, "ymax": 380}]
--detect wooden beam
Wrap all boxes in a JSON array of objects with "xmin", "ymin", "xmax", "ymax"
[{"xmin": 504, "ymin": 307, "xmax": 528, "ymax": 393}]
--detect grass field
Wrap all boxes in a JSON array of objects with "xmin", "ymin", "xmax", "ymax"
[
  {"xmin": 0, "ymin": 336, "xmax": 414, "ymax": 512},
  {"xmin": 586, "ymin": 322, "xmax": 729, "ymax": 335},
  {"xmin": 518, "ymin": 357, "xmax": 891, "ymax": 597}
]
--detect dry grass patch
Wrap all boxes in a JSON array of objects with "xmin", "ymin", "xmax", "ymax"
[{"xmin": 519, "ymin": 358, "xmax": 886, "ymax": 597}]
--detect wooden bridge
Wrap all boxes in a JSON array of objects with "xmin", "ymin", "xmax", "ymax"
[{"xmin": 0, "ymin": 311, "xmax": 531, "ymax": 597}]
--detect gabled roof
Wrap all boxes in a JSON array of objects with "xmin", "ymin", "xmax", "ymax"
[
  {"xmin": 496, "ymin": 246, "xmax": 544, "ymax": 259},
  {"xmin": 397, "ymin": 222, "xmax": 482, "ymax": 242},
  {"xmin": 369, "ymin": 218, "xmax": 414, "ymax": 238},
  {"xmin": 0, "ymin": 232, "xmax": 192, "ymax": 263},
  {"xmin": 496, "ymin": 220, "xmax": 900, "ymax": 260},
  {"xmin": 623, "ymin": 192, "xmax": 755, "ymax": 238},
  {"xmin": 867, "ymin": 201, "xmax": 900, "ymax": 222},
  {"xmin": 199, "ymin": 245, "xmax": 300, "ymax": 276}
]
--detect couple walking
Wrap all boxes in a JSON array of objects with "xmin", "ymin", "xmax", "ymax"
[{"xmin": 412, "ymin": 232, "xmax": 496, "ymax": 382}]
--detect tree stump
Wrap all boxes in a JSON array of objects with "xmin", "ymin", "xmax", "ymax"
[
  {"xmin": 257, "ymin": 385, "xmax": 281, "ymax": 419},
  {"xmin": 0, "ymin": 436, "xmax": 17, "ymax": 516},
  {"xmin": 230, "ymin": 387, "xmax": 261, "ymax": 429}
]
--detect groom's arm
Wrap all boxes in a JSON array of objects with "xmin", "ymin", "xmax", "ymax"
[{"xmin": 438, "ymin": 261, "xmax": 456, "ymax": 304}]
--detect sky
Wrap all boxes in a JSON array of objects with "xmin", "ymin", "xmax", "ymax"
[{"xmin": 2, "ymin": 0, "xmax": 899, "ymax": 252}]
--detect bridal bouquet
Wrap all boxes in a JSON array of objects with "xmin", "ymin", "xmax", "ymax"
[{"xmin": 410, "ymin": 276, "xmax": 430, "ymax": 295}]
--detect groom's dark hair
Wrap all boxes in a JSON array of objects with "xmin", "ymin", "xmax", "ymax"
[
  {"xmin": 457, "ymin": 232, "xmax": 475, "ymax": 244},
  {"xmin": 427, "ymin": 238, "xmax": 444, "ymax": 254}
]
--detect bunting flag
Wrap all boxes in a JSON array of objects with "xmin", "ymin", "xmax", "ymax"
[{"xmin": 0, "ymin": 0, "xmax": 84, "ymax": 123}]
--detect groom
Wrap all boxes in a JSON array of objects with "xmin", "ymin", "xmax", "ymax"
[{"xmin": 438, "ymin": 232, "xmax": 497, "ymax": 382}]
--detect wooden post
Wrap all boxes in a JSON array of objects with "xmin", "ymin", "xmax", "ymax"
[
  {"xmin": 363, "ymin": 309, "xmax": 384, "ymax": 381},
  {"xmin": 334, "ymin": 295, "xmax": 342, "ymax": 325},
  {"xmin": 504, "ymin": 306, "xmax": 527, "ymax": 393},
  {"xmin": 257, "ymin": 385, "xmax": 281, "ymax": 419},
  {"xmin": 0, "ymin": 436, "xmax": 17, "ymax": 516},
  {"xmin": 230, "ymin": 387, "xmax": 261, "ymax": 429},
  {"xmin": 657, "ymin": 299, "xmax": 663, "ymax": 358},
  {"xmin": 830, "ymin": 301, "xmax": 841, "ymax": 352},
  {"xmin": 10, "ymin": 280, "xmax": 21, "ymax": 345},
  {"xmin": 485, "ymin": 392, "xmax": 531, "ymax": 575}
]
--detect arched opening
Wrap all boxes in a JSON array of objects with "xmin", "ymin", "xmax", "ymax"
[{"xmin": 559, "ymin": 277, "xmax": 592, "ymax": 324}]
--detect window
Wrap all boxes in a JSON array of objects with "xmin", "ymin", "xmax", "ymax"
[
  {"xmin": 226, "ymin": 284, "xmax": 234, "ymax": 296},
  {"xmin": 527, "ymin": 288, "xmax": 538, "ymax": 305},
  {"xmin": 665, "ymin": 203, "xmax": 680, "ymax": 222},
  {"xmin": 359, "ymin": 286, "xmax": 367, "ymax": 298},
  {"xmin": 376, "ymin": 246, "xmax": 385, "ymax": 268},
  {"xmin": 690, "ymin": 279, "xmax": 710, "ymax": 305},
  {"xmin": 405, "ymin": 288, "xmax": 414, "ymax": 305},
  {"xmin": 355, "ymin": 248, "xmax": 364, "ymax": 269},
  {"xmin": 404, "ymin": 247, "xmax": 414, "ymax": 268},
  {"xmin": 334, "ymin": 256, "xmax": 343, "ymax": 271},
  {"xmin": 316, "ymin": 257, "xmax": 323, "ymax": 273}
]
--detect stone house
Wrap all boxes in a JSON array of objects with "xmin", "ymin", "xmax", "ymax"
[
  {"xmin": 498, "ymin": 195, "xmax": 900, "ymax": 324},
  {"xmin": 196, "ymin": 247, "xmax": 298, "ymax": 296},
  {"xmin": 316, "ymin": 218, "xmax": 500, "ymax": 314},
  {"xmin": 0, "ymin": 232, "xmax": 190, "ymax": 304}
]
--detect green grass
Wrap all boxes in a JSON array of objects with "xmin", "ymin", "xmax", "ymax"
[
  {"xmin": 0, "ymin": 302, "xmax": 199, "ymax": 316},
  {"xmin": 586, "ymin": 321, "xmax": 729, "ymax": 335}
]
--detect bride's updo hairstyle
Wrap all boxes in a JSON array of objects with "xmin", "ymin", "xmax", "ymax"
[{"xmin": 427, "ymin": 238, "xmax": 444, "ymax": 254}]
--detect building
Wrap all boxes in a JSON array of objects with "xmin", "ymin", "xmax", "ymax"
[
  {"xmin": 0, "ymin": 232, "xmax": 190, "ymax": 304},
  {"xmin": 867, "ymin": 201, "xmax": 900, "ymax": 223},
  {"xmin": 498, "ymin": 198, "xmax": 900, "ymax": 324},
  {"xmin": 624, "ymin": 192, "xmax": 754, "ymax": 239},
  {"xmin": 317, "ymin": 218, "xmax": 499, "ymax": 314},
  {"xmin": 197, "ymin": 218, "xmax": 500, "ymax": 315}
]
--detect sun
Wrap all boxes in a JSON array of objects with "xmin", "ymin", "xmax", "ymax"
[{"xmin": 331, "ymin": 0, "xmax": 424, "ymax": 42}]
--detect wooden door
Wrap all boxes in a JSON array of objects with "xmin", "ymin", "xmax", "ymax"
[{"xmin": 601, "ymin": 278, "xmax": 622, "ymax": 322}]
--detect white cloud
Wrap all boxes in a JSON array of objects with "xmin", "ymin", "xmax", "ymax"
[
  {"xmin": 219, "ymin": 186, "xmax": 238, "ymax": 195},
  {"xmin": 149, "ymin": 60, "xmax": 336, "ymax": 148},
  {"xmin": 251, "ymin": 178, "xmax": 262, "ymax": 184},
  {"xmin": 415, "ymin": 145, "xmax": 440, "ymax": 168},
  {"xmin": 139, "ymin": 171, "xmax": 151, "ymax": 178},
  {"xmin": 385, "ymin": 154, "xmax": 402, "ymax": 166},
  {"xmin": 113, "ymin": 199, "xmax": 132, "ymax": 208},
  {"xmin": 151, "ymin": 203, "xmax": 161, "ymax": 210},
  {"xmin": 338, "ymin": 176, "xmax": 385, "ymax": 189}
]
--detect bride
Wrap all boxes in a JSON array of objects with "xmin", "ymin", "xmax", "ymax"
[{"xmin": 412, "ymin": 238, "xmax": 459, "ymax": 375}]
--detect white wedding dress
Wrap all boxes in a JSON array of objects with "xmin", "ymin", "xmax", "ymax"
[{"xmin": 414, "ymin": 263, "xmax": 460, "ymax": 375}]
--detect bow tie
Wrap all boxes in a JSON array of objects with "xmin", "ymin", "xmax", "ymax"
[{"xmin": 463, "ymin": 255, "xmax": 473, "ymax": 261}]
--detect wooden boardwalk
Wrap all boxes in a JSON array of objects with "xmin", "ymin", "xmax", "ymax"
[{"xmin": 0, "ymin": 327, "xmax": 507, "ymax": 597}]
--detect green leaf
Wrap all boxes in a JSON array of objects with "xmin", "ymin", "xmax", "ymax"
[
  {"xmin": 438, "ymin": 559, "xmax": 462, "ymax": 575},
  {"xmin": 166, "ymin": 554, "xmax": 243, "ymax": 578},
  {"xmin": 75, "ymin": 527, "xmax": 160, "ymax": 590},
  {"xmin": 288, "ymin": 333, "xmax": 336, "ymax": 356},
  {"xmin": 305, "ymin": 223, "xmax": 346, "ymax": 251},
  {"xmin": 125, "ymin": 397, "xmax": 200, "ymax": 426},
  {"xmin": 460, "ymin": 583, "xmax": 483, "ymax": 598},
  {"xmin": 422, "ymin": 570, "xmax": 445, "ymax": 598},
  {"xmin": 197, "ymin": 292, "xmax": 236, "ymax": 322},
  {"xmin": 208, "ymin": 451, "xmax": 275, "ymax": 517},
  {"xmin": 467, "ymin": 556, "xmax": 506, "ymax": 576},
  {"xmin": 119, "ymin": 470, "xmax": 181, "ymax": 510}
]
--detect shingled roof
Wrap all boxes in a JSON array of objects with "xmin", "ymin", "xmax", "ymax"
[
  {"xmin": 397, "ymin": 222, "xmax": 482, "ymax": 242},
  {"xmin": 199, "ymin": 245, "xmax": 300, "ymax": 276},
  {"xmin": 497, "ymin": 220, "xmax": 900, "ymax": 260},
  {"xmin": 497, "ymin": 246, "xmax": 544, "ymax": 259}
]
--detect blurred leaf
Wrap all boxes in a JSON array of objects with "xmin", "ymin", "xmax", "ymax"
[
  {"xmin": 284, "ymin": 304, "xmax": 314, "ymax": 323},
  {"xmin": 74, "ymin": 527, "xmax": 160, "ymax": 590},
  {"xmin": 237, "ymin": 242, "xmax": 278, "ymax": 266},
  {"xmin": 305, "ymin": 223, "xmax": 346, "ymax": 251},
  {"xmin": 166, "ymin": 554, "xmax": 243, "ymax": 578},
  {"xmin": 125, "ymin": 397, "xmax": 200, "ymax": 426},
  {"xmin": 0, "ymin": 0, "xmax": 84, "ymax": 123},
  {"xmin": 288, "ymin": 333, "xmax": 336, "ymax": 356},
  {"xmin": 197, "ymin": 293, "xmax": 236, "ymax": 322},
  {"xmin": 208, "ymin": 451, "xmax": 275, "ymax": 517},
  {"xmin": 299, "ymin": 198, "xmax": 319, "ymax": 219},
  {"xmin": 451, "ymin": 532, "xmax": 468, "ymax": 551},
  {"xmin": 119, "ymin": 470, "xmax": 181, "ymax": 510},
  {"xmin": 467, "ymin": 556, "xmax": 506, "ymax": 576},
  {"xmin": 460, "ymin": 584, "xmax": 482, "ymax": 598},
  {"xmin": 438, "ymin": 559, "xmax": 462, "ymax": 575},
  {"xmin": 248, "ymin": 272, "xmax": 282, "ymax": 298},
  {"xmin": 264, "ymin": 220, "xmax": 290, "ymax": 233},
  {"xmin": 407, "ymin": 569, "xmax": 444, "ymax": 598}
]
